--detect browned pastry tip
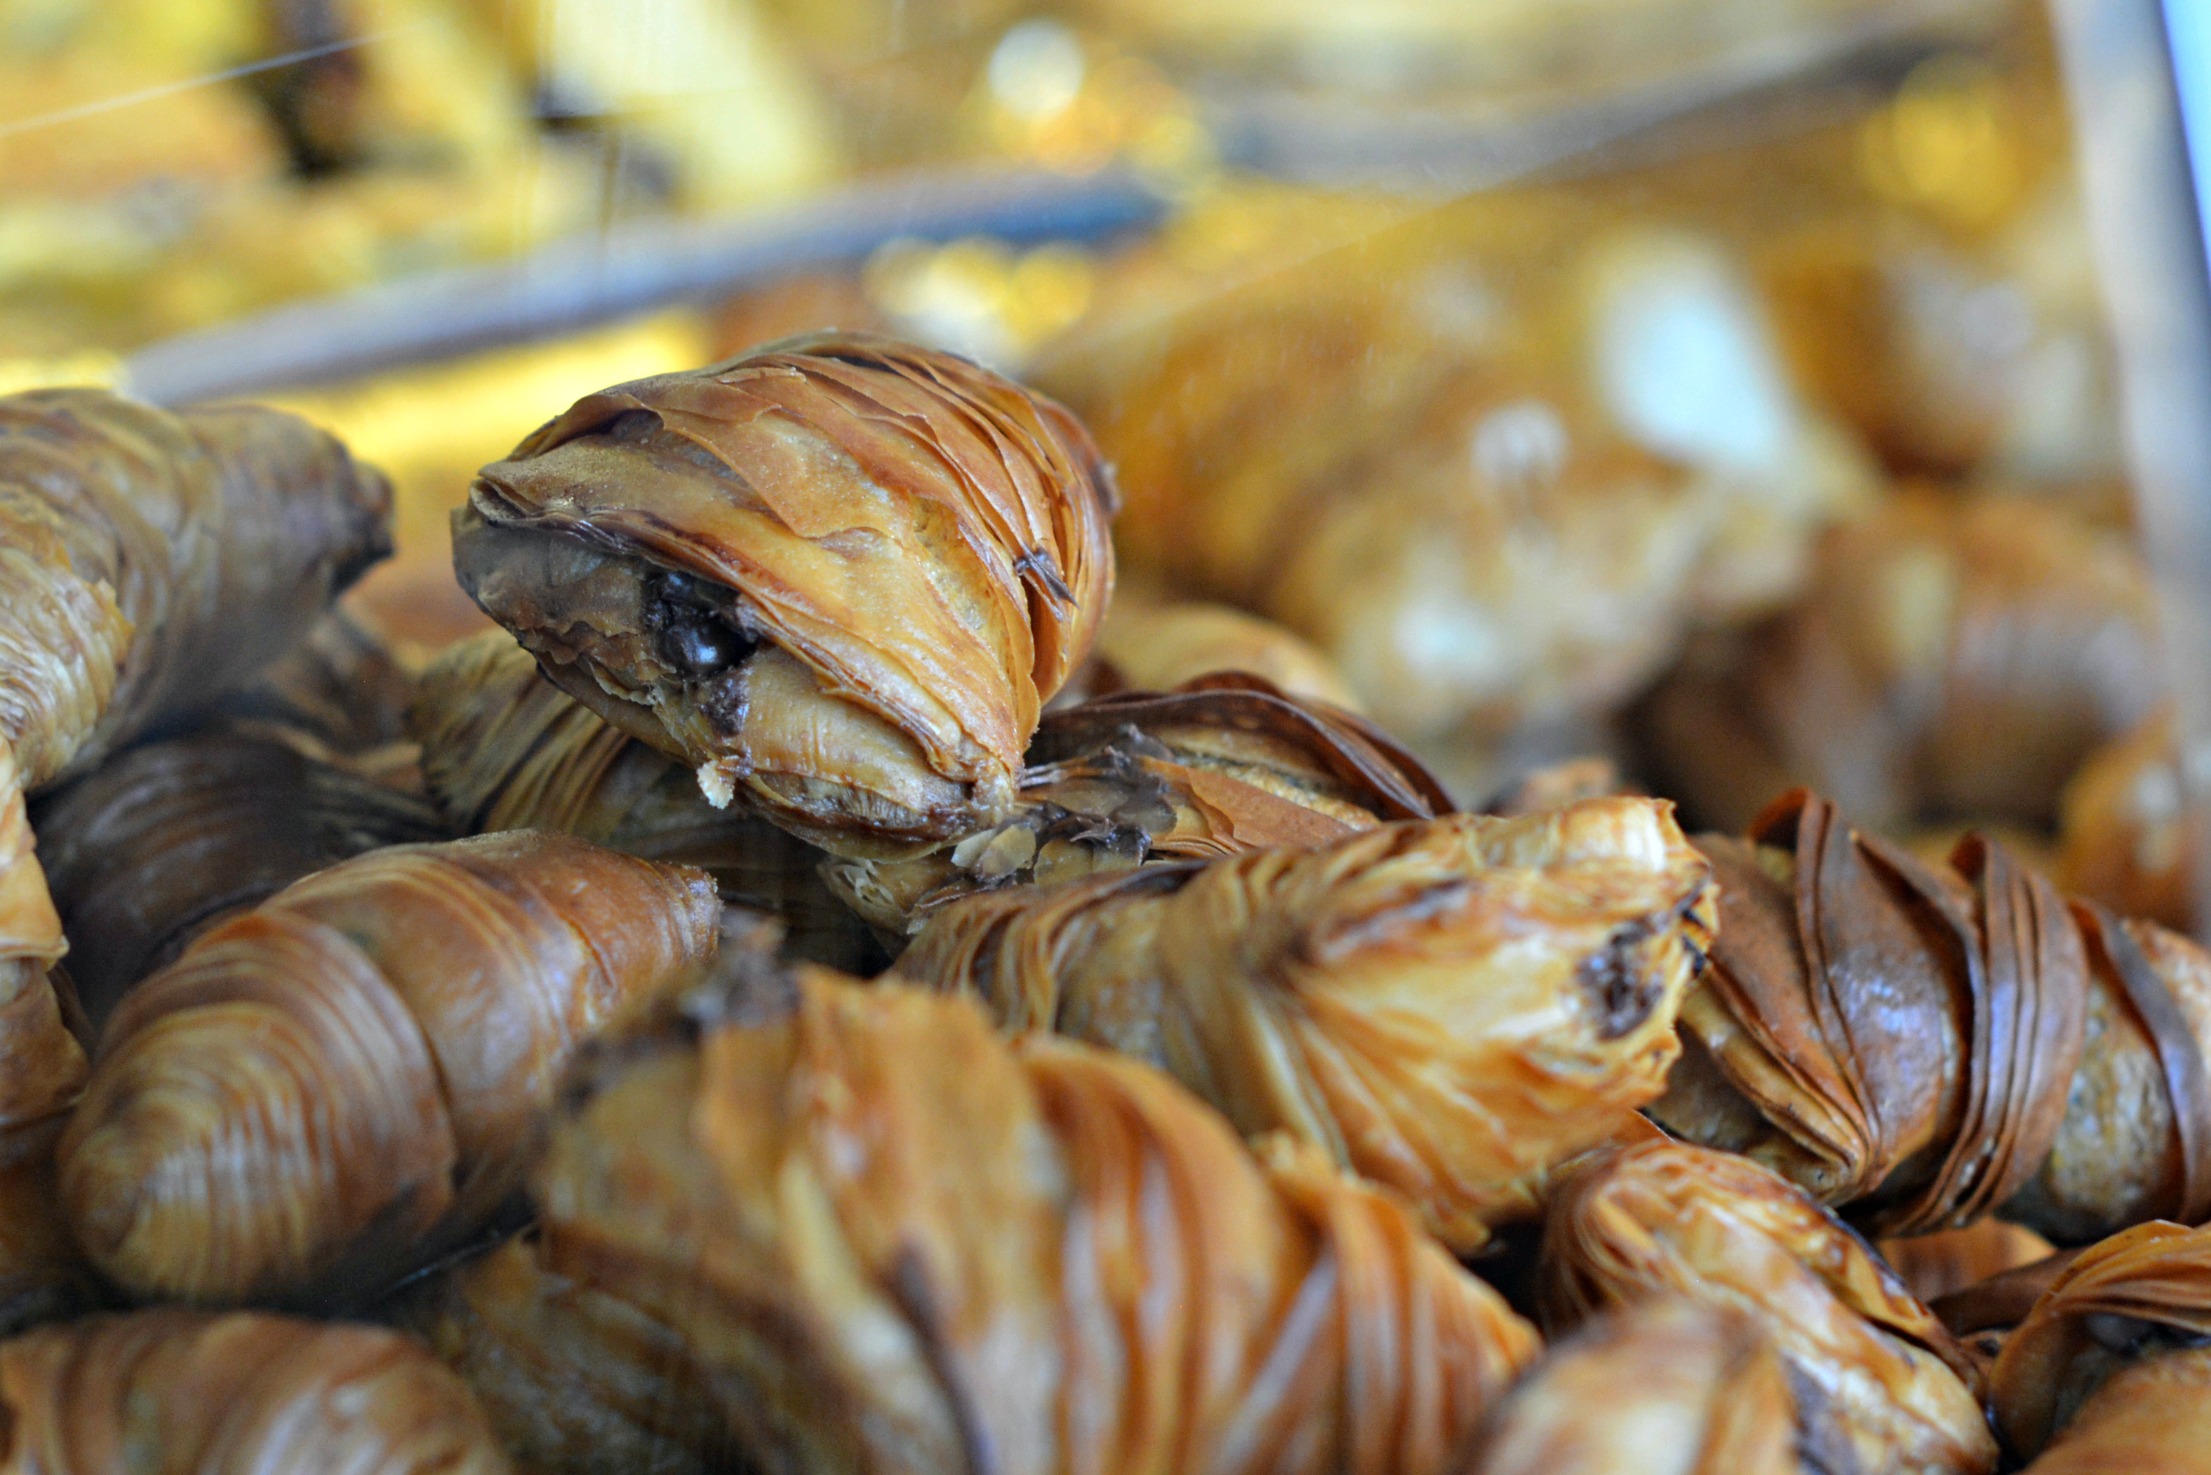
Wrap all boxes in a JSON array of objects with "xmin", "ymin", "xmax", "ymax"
[
  {"xmin": 32, "ymin": 729, "xmax": 448, "ymax": 1029},
  {"xmin": 826, "ymin": 671, "xmax": 1451, "ymax": 938},
  {"xmin": 0, "ymin": 387, "xmax": 392, "ymax": 1148},
  {"xmin": 1541, "ymin": 1138, "xmax": 1997, "ymax": 1475},
  {"xmin": 894, "ymin": 796, "xmax": 1715, "ymax": 1249},
  {"xmin": 55, "ymin": 830, "xmax": 720, "ymax": 1306},
  {"xmin": 0, "ymin": 1307, "xmax": 508, "ymax": 1473},
  {"xmin": 452, "ymin": 332, "xmax": 1117, "ymax": 858},
  {"xmin": 536, "ymin": 966, "xmax": 1539, "ymax": 1475},
  {"xmin": 1651, "ymin": 788, "xmax": 2211, "ymax": 1246},
  {"xmin": 1470, "ymin": 1297, "xmax": 1796, "ymax": 1475},
  {"xmin": 1988, "ymin": 1221, "xmax": 2211, "ymax": 1464},
  {"xmin": 411, "ymin": 629, "xmax": 880, "ymax": 972}
]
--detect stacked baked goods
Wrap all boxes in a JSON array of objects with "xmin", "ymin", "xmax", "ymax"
[{"xmin": 0, "ymin": 320, "xmax": 2201, "ymax": 1475}]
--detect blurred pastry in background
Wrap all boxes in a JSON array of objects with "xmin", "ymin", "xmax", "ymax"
[
  {"xmin": 1095, "ymin": 594, "xmax": 1358, "ymax": 708},
  {"xmin": 0, "ymin": 0, "xmax": 603, "ymax": 356},
  {"xmin": 1063, "ymin": 0, "xmax": 2004, "ymax": 102},
  {"xmin": 1637, "ymin": 491, "xmax": 2161, "ymax": 835},
  {"xmin": 250, "ymin": 0, "xmax": 532, "ymax": 175},
  {"xmin": 1760, "ymin": 47, "xmax": 2126, "ymax": 509},
  {"xmin": 462, "ymin": 0, "xmax": 840, "ymax": 211},
  {"xmin": 708, "ymin": 270, "xmax": 886, "ymax": 358},
  {"xmin": 2058, "ymin": 709, "xmax": 2198, "ymax": 933},
  {"xmin": 1045, "ymin": 193, "xmax": 1875, "ymax": 799}
]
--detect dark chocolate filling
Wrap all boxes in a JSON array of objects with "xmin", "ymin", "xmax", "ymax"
[{"xmin": 647, "ymin": 567, "xmax": 756, "ymax": 682}]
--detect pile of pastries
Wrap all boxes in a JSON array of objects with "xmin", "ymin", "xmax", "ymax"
[{"xmin": 0, "ymin": 297, "xmax": 2204, "ymax": 1474}]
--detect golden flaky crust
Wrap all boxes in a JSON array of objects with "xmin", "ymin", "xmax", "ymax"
[
  {"xmin": 411, "ymin": 630, "xmax": 878, "ymax": 971},
  {"xmin": 537, "ymin": 971, "xmax": 1538, "ymax": 1475},
  {"xmin": 33, "ymin": 730, "xmax": 448, "ymax": 1028},
  {"xmin": 56, "ymin": 831, "xmax": 720, "ymax": 1306},
  {"xmin": 1470, "ymin": 1298, "xmax": 1797, "ymax": 1475},
  {"xmin": 1643, "ymin": 494, "xmax": 2161, "ymax": 834},
  {"xmin": 826, "ymin": 673, "xmax": 1450, "ymax": 938},
  {"xmin": 453, "ymin": 332, "xmax": 1117, "ymax": 857},
  {"xmin": 0, "ymin": 389, "xmax": 393, "ymax": 793},
  {"xmin": 1541, "ymin": 1139, "xmax": 1997, "ymax": 1475},
  {"xmin": 0, "ymin": 388, "xmax": 392, "ymax": 1152},
  {"xmin": 1650, "ymin": 789, "xmax": 2211, "ymax": 1244},
  {"xmin": 1989, "ymin": 1221, "xmax": 2211, "ymax": 1462},
  {"xmin": 893, "ymin": 798, "xmax": 1716, "ymax": 1248},
  {"xmin": 403, "ymin": 1235, "xmax": 735, "ymax": 1475},
  {"xmin": 0, "ymin": 1309, "xmax": 508, "ymax": 1474}
]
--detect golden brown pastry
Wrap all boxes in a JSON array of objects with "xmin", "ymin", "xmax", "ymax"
[
  {"xmin": 538, "ymin": 964, "xmax": 1539, "ymax": 1475},
  {"xmin": 411, "ymin": 630, "xmax": 878, "ymax": 972},
  {"xmin": 1880, "ymin": 1219, "xmax": 2059, "ymax": 1306},
  {"xmin": 0, "ymin": 750, "xmax": 78, "ymax": 1145},
  {"xmin": 452, "ymin": 332, "xmax": 1117, "ymax": 856},
  {"xmin": 1469, "ymin": 1298, "xmax": 1797, "ymax": 1475},
  {"xmin": 56, "ymin": 830, "xmax": 719, "ymax": 1306},
  {"xmin": 0, "ymin": 388, "xmax": 393, "ymax": 801},
  {"xmin": 1649, "ymin": 789, "xmax": 2211, "ymax": 1245},
  {"xmin": 1096, "ymin": 596, "xmax": 1360, "ymax": 710},
  {"xmin": 2058, "ymin": 709, "xmax": 2194, "ymax": 932},
  {"xmin": 1989, "ymin": 1221, "xmax": 2211, "ymax": 1467},
  {"xmin": 0, "ymin": 388, "xmax": 392, "ymax": 1146},
  {"xmin": 1046, "ymin": 196, "xmax": 1871, "ymax": 797},
  {"xmin": 1542, "ymin": 1138, "xmax": 1997, "ymax": 1475},
  {"xmin": 1641, "ymin": 493, "xmax": 2161, "ymax": 833},
  {"xmin": 825, "ymin": 673, "xmax": 1450, "ymax": 938},
  {"xmin": 893, "ymin": 797, "xmax": 1716, "ymax": 1248},
  {"xmin": 402, "ymin": 1234, "xmax": 734, "ymax": 1475},
  {"xmin": 0, "ymin": 1307, "xmax": 508, "ymax": 1473},
  {"xmin": 33, "ymin": 730, "xmax": 448, "ymax": 1029}
]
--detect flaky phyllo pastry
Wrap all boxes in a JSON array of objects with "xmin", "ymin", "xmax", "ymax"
[
  {"xmin": 893, "ymin": 797, "xmax": 1716, "ymax": 1248},
  {"xmin": 453, "ymin": 332, "xmax": 1118, "ymax": 857},
  {"xmin": 33, "ymin": 730, "xmax": 448, "ymax": 1028},
  {"xmin": 1988, "ymin": 1221, "xmax": 2211, "ymax": 1469},
  {"xmin": 825, "ymin": 673, "xmax": 1451, "ymax": 938},
  {"xmin": 57, "ymin": 831, "xmax": 718, "ymax": 1307},
  {"xmin": 1651, "ymin": 789, "xmax": 2211, "ymax": 1245},
  {"xmin": 0, "ymin": 1309, "xmax": 507, "ymax": 1474},
  {"xmin": 535, "ymin": 963, "xmax": 1539, "ymax": 1475},
  {"xmin": 410, "ymin": 630, "xmax": 878, "ymax": 970},
  {"xmin": 0, "ymin": 388, "xmax": 390, "ymax": 1169},
  {"xmin": 1541, "ymin": 1139, "xmax": 1997, "ymax": 1475}
]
